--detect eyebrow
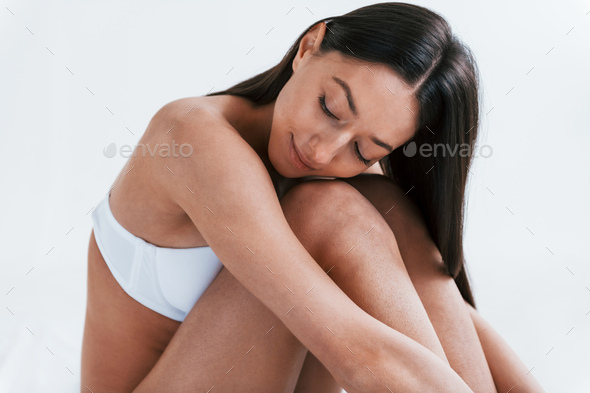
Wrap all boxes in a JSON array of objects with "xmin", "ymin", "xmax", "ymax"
[
  {"xmin": 332, "ymin": 75, "xmax": 394, "ymax": 154},
  {"xmin": 332, "ymin": 76, "xmax": 357, "ymax": 116},
  {"xmin": 370, "ymin": 136, "xmax": 394, "ymax": 153}
]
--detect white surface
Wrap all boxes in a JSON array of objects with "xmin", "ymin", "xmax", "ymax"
[{"xmin": 1, "ymin": 0, "xmax": 589, "ymax": 392}]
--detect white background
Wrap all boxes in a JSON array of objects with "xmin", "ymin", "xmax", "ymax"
[{"xmin": 1, "ymin": 0, "xmax": 589, "ymax": 392}]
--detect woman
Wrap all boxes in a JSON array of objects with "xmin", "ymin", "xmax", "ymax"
[{"xmin": 81, "ymin": 3, "xmax": 545, "ymax": 392}]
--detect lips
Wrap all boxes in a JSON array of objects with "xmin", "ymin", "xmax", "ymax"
[{"xmin": 290, "ymin": 134, "xmax": 314, "ymax": 171}]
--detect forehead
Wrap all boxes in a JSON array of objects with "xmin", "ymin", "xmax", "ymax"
[{"xmin": 310, "ymin": 51, "xmax": 419, "ymax": 138}]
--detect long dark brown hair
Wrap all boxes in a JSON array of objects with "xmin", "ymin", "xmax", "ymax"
[{"xmin": 206, "ymin": 2, "xmax": 482, "ymax": 308}]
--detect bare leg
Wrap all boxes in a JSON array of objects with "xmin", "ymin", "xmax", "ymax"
[
  {"xmin": 293, "ymin": 351, "xmax": 343, "ymax": 393},
  {"xmin": 293, "ymin": 299, "xmax": 547, "ymax": 393},
  {"xmin": 132, "ymin": 179, "xmax": 453, "ymax": 392},
  {"xmin": 294, "ymin": 175, "xmax": 497, "ymax": 392},
  {"xmin": 132, "ymin": 265, "xmax": 309, "ymax": 392},
  {"xmin": 294, "ymin": 175, "xmax": 545, "ymax": 392}
]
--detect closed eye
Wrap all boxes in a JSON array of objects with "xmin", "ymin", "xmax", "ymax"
[
  {"xmin": 318, "ymin": 94, "xmax": 371, "ymax": 167},
  {"xmin": 354, "ymin": 142, "xmax": 371, "ymax": 166},
  {"xmin": 318, "ymin": 95, "xmax": 340, "ymax": 120}
]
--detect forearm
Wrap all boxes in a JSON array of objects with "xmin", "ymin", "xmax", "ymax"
[
  {"xmin": 466, "ymin": 302, "xmax": 546, "ymax": 393},
  {"xmin": 332, "ymin": 310, "xmax": 474, "ymax": 393}
]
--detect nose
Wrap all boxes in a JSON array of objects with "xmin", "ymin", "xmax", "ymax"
[{"xmin": 307, "ymin": 131, "xmax": 350, "ymax": 168}]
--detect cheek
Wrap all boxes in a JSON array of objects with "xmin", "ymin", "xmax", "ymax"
[
  {"xmin": 277, "ymin": 80, "xmax": 317, "ymax": 123},
  {"xmin": 272, "ymin": 96, "xmax": 292, "ymax": 134},
  {"xmin": 267, "ymin": 121, "xmax": 289, "ymax": 165},
  {"xmin": 271, "ymin": 101, "xmax": 296, "ymax": 143}
]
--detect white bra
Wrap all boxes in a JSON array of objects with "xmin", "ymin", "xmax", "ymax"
[{"xmin": 91, "ymin": 192, "xmax": 224, "ymax": 321}]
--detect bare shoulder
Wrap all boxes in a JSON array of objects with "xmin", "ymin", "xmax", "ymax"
[
  {"xmin": 148, "ymin": 96, "xmax": 257, "ymax": 159},
  {"xmin": 147, "ymin": 96, "xmax": 270, "ymax": 200},
  {"xmin": 150, "ymin": 96, "xmax": 235, "ymax": 137}
]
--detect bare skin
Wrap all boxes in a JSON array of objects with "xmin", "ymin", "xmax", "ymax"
[
  {"xmin": 82, "ymin": 161, "xmax": 542, "ymax": 393},
  {"xmin": 81, "ymin": 101, "xmax": 471, "ymax": 392},
  {"xmin": 80, "ymin": 102, "xmax": 542, "ymax": 392},
  {"xmin": 81, "ymin": 21, "xmax": 544, "ymax": 393},
  {"xmin": 82, "ymin": 172, "xmax": 488, "ymax": 392}
]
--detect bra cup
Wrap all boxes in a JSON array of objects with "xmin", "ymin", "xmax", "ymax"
[
  {"xmin": 91, "ymin": 192, "xmax": 225, "ymax": 322},
  {"xmin": 155, "ymin": 246, "xmax": 224, "ymax": 314}
]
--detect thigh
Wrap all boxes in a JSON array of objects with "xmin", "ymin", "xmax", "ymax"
[
  {"xmin": 294, "ymin": 351, "xmax": 343, "ymax": 393},
  {"xmin": 81, "ymin": 230, "xmax": 182, "ymax": 392},
  {"xmin": 133, "ymin": 266, "xmax": 308, "ymax": 393}
]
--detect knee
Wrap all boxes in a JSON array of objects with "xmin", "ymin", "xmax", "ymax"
[
  {"xmin": 280, "ymin": 179, "xmax": 380, "ymax": 228},
  {"xmin": 279, "ymin": 179, "xmax": 356, "ymax": 215},
  {"xmin": 279, "ymin": 179, "xmax": 394, "ymax": 259}
]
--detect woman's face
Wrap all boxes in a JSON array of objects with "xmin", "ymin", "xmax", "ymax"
[{"xmin": 268, "ymin": 23, "xmax": 420, "ymax": 179}]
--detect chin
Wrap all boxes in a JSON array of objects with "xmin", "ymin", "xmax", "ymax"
[
  {"xmin": 266, "ymin": 148, "xmax": 293, "ymax": 179},
  {"xmin": 277, "ymin": 166, "xmax": 300, "ymax": 179}
]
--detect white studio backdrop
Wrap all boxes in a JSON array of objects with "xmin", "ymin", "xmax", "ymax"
[{"xmin": 1, "ymin": 0, "xmax": 589, "ymax": 392}]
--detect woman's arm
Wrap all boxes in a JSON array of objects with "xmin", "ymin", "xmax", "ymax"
[
  {"xmin": 150, "ymin": 99, "xmax": 473, "ymax": 392},
  {"xmin": 466, "ymin": 301, "xmax": 546, "ymax": 393}
]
